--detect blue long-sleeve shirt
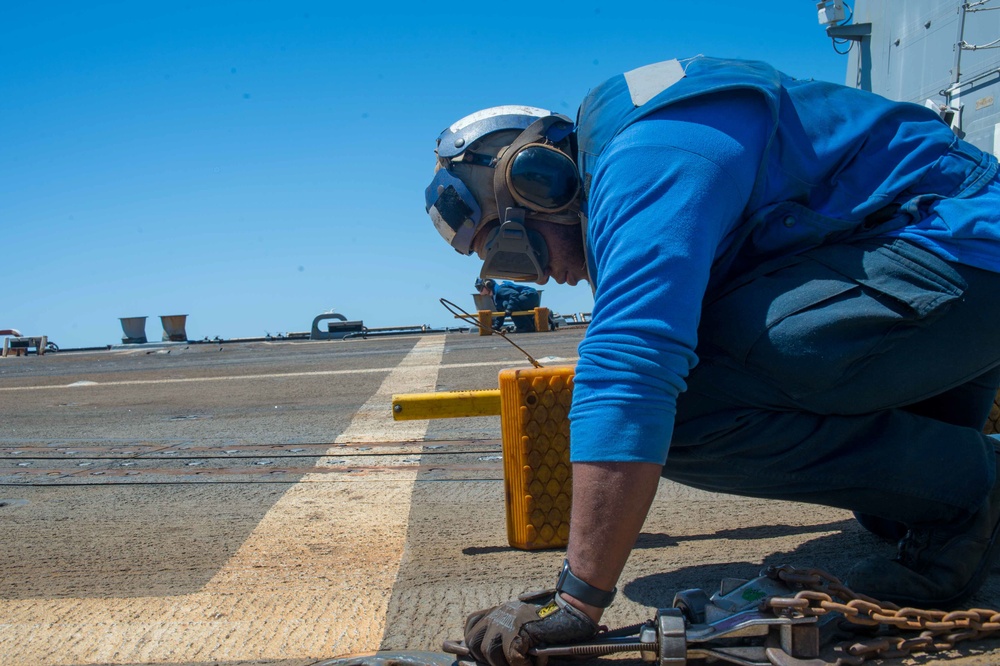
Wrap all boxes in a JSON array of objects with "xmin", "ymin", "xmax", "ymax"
[{"xmin": 569, "ymin": 81, "xmax": 1000, "ymax": 464}]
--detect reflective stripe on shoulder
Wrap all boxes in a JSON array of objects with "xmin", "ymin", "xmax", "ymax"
[{"xmin": 623, "ymin": 59, "xmax": 686, "ymax": 107}]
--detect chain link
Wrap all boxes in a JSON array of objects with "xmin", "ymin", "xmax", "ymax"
[{"xmin": 762, "ymin": 565, "xmax": 1000, "ymax": 662}]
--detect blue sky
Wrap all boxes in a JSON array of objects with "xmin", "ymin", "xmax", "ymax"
[{"xmin": 1, "ymin": 2, "xmax": 850, "ymax": 349}]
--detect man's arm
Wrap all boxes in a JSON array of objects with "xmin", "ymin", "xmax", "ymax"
[
  {"xmin": 564, "ymin": 97, "xmax": 767, "ymax": 622},
  {"xmin": 561, "ymin": 461, "xmax": 663, "ymax": 623}
]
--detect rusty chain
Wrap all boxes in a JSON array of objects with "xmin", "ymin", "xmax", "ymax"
[{"xmin": 762, "ymin": 564, "xmax": 1000, "ymax": 662}]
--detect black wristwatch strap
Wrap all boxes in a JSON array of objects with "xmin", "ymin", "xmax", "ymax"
[{"xmin": 556, "ymin": 559, "xmax": 617, "ymax": 608}]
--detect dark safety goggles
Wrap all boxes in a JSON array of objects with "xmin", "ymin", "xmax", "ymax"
[
  {"xmin": 480, "ymin": 209, "xmax": 549, "ymax": 282},
  {"xmin": 425, "ymin": 168, "xmax": 482, "ymax": 254}
]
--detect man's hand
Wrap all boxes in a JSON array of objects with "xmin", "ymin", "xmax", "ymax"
[{"xmin": 464, "ymin": 590, "xmax": 598, "ymax": 666}]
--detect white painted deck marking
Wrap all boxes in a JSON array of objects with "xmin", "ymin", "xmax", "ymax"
[{"xmin": 0, "ymin": 357, "xmax": 575, "ymax": 392}]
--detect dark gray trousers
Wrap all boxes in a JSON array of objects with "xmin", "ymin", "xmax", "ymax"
[{"xmin": 666, "ymin": 237, "xmax": 1000, "ymax": 527}]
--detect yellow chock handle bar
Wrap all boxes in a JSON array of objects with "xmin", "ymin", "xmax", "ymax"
[
  {"xmin": 391, "ymin": 389, "xmax": 501, "ymax": 420},
  {"xmin": 392, "ymin": 366, "xmax": 575, "ymax": 550}
]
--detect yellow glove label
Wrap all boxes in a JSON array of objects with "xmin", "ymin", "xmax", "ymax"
[{"xmin": 537, "ymin": 601, "xmax": 559, "ymax": 619}]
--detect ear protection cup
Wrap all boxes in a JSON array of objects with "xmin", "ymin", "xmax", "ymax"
[
  {"xmin": 506, "ymin": 144, "xmax": 581, "ymax": 212},
  {"xmin": 493, "ymin": 115, "xmax": 582, "ymax": 224}
]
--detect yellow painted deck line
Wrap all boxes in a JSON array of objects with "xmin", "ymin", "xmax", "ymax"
[
  {"xmin": 0, "ymin": 357, "xmax": 575, "ymax": 392},
  {"xmin": 0, "ymin": 335, "xmax": 446, "ymax": 665}
]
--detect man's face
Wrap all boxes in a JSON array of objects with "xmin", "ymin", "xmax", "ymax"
[{"xmin": 531, "ymin": 219, "xmax": 588, "ymax": 286}]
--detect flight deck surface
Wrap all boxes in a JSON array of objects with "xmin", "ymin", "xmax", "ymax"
[{"xmin": 2, "ymin": 328, "xmax": 998, "ymax": 665}]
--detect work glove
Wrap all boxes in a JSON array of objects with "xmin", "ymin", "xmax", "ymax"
[
  {"xmin": 504, "ymin": 309, "xmax": 513, "ymax": 319},
  {"xmin": 464, "ymin": 590, "xmax": 599, "ymax": 666}
]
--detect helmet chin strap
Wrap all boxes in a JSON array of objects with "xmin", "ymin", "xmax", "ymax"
[
  {"xmin": 537, "ymin": 209, "xmax": 584, "ymax": 226},
  {"xmin": 480, "ymin": 207, "xmax": 549, "ymax": 282},
  {"xmin": 579, "ymin": 210, "xmax": 595, "ymax": 294}
]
